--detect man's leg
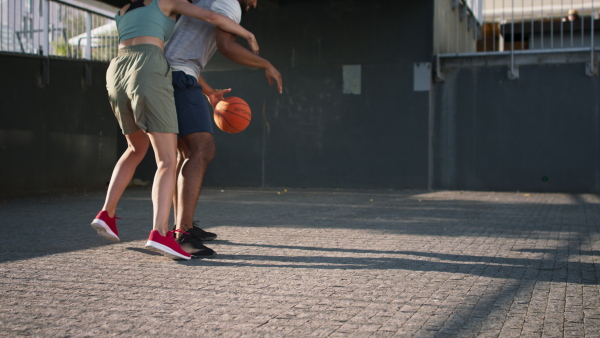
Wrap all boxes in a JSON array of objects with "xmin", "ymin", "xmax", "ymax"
[
  {"xmin": 175, "ymin": 131, "xmax": 215, "ymax": 232},
  {"xmin": 172, "ymin": 140, "xmax": 188, "ymax": 220}
]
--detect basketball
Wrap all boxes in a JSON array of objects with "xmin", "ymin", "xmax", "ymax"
[{"xmin": 214, "ymin": 96, "xmax": 252, "ymax": 133}]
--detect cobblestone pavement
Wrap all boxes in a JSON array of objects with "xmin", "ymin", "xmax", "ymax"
[{"xmin": 0, "ymin": 188, "xmax": 599, "ymax": 337}]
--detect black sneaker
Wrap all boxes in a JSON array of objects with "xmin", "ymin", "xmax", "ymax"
[
  {"xmin": 175, "ymin": 232, "xmax": 217, "ymax": 258},
  {"xmin": 190, "ymin": 222, "xmax": 218, "ymax": 241},
  {"xmin": 172, "ymin": 222, "xmax": 218, "ymax": 241}
]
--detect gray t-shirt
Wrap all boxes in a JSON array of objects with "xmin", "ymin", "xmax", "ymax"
[{"xmin": 164, "ymin": 0, "xmax": 242, "ymax": 80}]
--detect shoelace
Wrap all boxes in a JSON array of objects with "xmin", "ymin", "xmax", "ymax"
[
  {"xmin": 169, "ymin": 229, "xmax": 191, "ymax": 238},
  {"xmin": 171, "ymin": 229, "xmax": 206, "ymax": 247},
  {"xmin": 173, "ymin": 222, "xmax": 204, "ymax": 231}
]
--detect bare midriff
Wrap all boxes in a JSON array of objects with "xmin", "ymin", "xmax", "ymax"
[{"xmin": 119, "ymin": 36, "xmax": 164, "ymax": 51}]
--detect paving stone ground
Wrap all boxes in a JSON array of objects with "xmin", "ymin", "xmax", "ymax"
[{"xmin": 0, "ymin": 187, "xmax": 599, "ymax": 337}]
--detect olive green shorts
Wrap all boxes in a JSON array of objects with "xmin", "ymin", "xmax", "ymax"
[{"xmin": 106, "ymin": 44, "xmax": 178, "ymax": 135}]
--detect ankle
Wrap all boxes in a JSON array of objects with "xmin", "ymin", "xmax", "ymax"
[{"xmin": 102, "ymin": 210, "xmax": 116, "ymax": 218}]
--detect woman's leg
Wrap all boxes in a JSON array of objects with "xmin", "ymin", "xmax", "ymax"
[
  {"xmin": 102, "ymin": 129, "xmax": 149, "ymax": 217},
  {"xmin": 147, "ymin": 131, "xmax": 178, "ymax": 236}
]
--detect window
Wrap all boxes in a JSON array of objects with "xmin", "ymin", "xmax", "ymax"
[
  {"xmin": 28, "ymin": 17, "xmax": 33, "ymax": 39},
  {"xmin": 25, "ymin": 0, "xmax": 33, "ymax": 14},
  {"xmin": 21, "ymin": 16, "xmax": 27, "ymax": 35},
  {"xmin": 20, "ymin": 16, "xmax": 33, "ymax": 41}
]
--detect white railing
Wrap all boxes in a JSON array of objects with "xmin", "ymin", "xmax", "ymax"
[
  {"xmin": 436, "ymin": 0, "xmax": 598, "ymax": 55},
  {"xmin": 435, "ymin": 0, "xmax": 599, "ymax": 78},
  {"xmin": 0, "ymin": 0, "xmax": 118, "ymax": 61}
]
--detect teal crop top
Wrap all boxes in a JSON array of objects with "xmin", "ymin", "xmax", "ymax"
[{"xmin": 115, "ymin": 0, "xmax": 176, "ymax": 43}]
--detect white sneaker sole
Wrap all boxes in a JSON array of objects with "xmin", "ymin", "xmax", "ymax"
[
  {"xmin": 91, "ymin": 219, "xmax": 120, "ymax": 242},
  {"xmin": 145, "ymin": 241, "xmax": 191, "ymax": 260}
]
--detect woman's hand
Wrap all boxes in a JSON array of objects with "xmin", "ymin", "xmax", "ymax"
[{"xmin": 246, "ymin": 33, "xmax": 259, "ymax": 55}]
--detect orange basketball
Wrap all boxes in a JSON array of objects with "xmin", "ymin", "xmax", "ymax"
[{"xmin": 214, "ymin": 96, "xmax": 252, "ymax": 133}]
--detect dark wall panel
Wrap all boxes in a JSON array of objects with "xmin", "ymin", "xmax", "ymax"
[
  {"xmin": 434, "ymin": 63, "xmax": 600, "ymax": 193},
  {"xmin": 1, "ymin": 0, "xmax": 437, "ymax": 195},
  {"xmin": 201, "ymin": 0, "xmax": 435, "ymax": 189},
  {"xmin": 0, "ymin": 54, "xmax": 118, "ymax": 197}
]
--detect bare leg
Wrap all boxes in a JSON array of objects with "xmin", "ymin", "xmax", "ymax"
[
  {"xmin": 172, "ymin": 139, "xmax": 188, "ymax": 223},
  {"xmin": 147, "ymin": 131, "xmax": 178, "ymax": 236},
  {"xmin": 174, "ymin": 132, "xmax": 215, "ymax": 232},
  {"xmin": 102, "ymin": 129, "xmax": 149, "ymax": 217}
]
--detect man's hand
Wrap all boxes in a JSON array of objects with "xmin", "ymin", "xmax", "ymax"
[
  {"xmin": 265, "ymin": 64, "xmax": 283, "ymax": 94},
  {"xmin": 206, "ymin": 88, "xmax": 232, "ymax": 108}
]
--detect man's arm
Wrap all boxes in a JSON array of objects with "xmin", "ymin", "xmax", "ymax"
[{"xmin": 216, "ymin": 28, "xmax": 283, "ymax": 94}]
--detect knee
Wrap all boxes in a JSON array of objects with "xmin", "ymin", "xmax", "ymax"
[
  {"xmin": 155, "ymin": 149, "xmax": 178, "ymax": 172},
  {"xmin": 186, "ymin": 141, "xmax": 216, "ymax": 165},
  {"xmin": 156, "ymin": 156, "xmax": 177, "ymax": 172},
  {"xmin": 180, "ymin": 133, "xmax": 216, "ymax": 166},
  {"xmin": 126, "ymin": 142, "xmax": 149, "ymax": 160},
  {"xmin": 191, "ymin": 145, "xmax": 215, "ymax": 165},
  {"xmin": 201, "ymin": 146, "xmax": 216, "ymax": 164}
]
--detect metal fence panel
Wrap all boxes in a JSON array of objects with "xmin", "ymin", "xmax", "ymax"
[
  {"xmin": 436, "ymin": 0, "xmax": 599, "ymax": 56},
  {"xmin": 0, "ymin": 0, "xmax": 117, "ymax": 61}
]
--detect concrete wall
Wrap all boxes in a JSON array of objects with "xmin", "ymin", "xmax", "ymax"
[
  {"xmin": 0, "ymin": 54, "xmax": 118, "ymax": 197},
  {"xmin": 0, "ymin": 0, "xmax": 437, "ymax": 197},
  {"xmin": 200, "ymin": 0, "xmax": 435, "ymax": 189},
  {"xmin": 3, "ymin": 0, "xmax": 598, "ymax": 195},
  {"xmin": 433, "ymin": 62, "xmax": 600, "ymax": 193}
]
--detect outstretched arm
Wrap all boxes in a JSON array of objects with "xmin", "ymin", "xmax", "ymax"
[
  {"xmin": 216, "ymin": 28, "xmax": 283, "ymax": 94},
  {"xmin": 167, "ymin": 0, "xmax": 258, "ymax": 54}
]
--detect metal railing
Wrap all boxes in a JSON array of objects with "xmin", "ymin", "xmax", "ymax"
[
  {"xmin": 435, "ymin": 0, "xmax": 599, "ymax": 78},
  {"xmin": 0, "ymin": 0, "xmax": 118, "ymax": 61}
]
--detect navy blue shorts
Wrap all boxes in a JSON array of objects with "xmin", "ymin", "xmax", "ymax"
[{"xmin": 172, "ymin": 70, "xmax": 214, "ymax": 136}]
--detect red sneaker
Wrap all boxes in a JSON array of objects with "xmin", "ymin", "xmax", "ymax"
[
  {"xmin": 145, "ymin": 230, "xmax": 191, "ymax": 260},
  {"xmin": 91, "ymin": 211, "xmax": 120, "ymax": 242}
]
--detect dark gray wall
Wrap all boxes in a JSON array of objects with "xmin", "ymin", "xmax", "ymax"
[
  {"xmin": 5, "ymin": 1, "xmax": 598, "ymax": 195},
  {"xmin": 3, "ymin": 1, "xmax": 598, "ymax": 195},
  {"xmin": 433, "ymin": 63, "xmax": 600, "ymax": 193},
  {"xmin": 0, "ymin": 54, "xmax": 118, "ymax": 197},
  {"xmin": 0, "ymin": 0, "xmax": 437, "ymax": 197},
  {"xmin": 200, "ymin": 0, "xmax": 435, "ymax": 189}
]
